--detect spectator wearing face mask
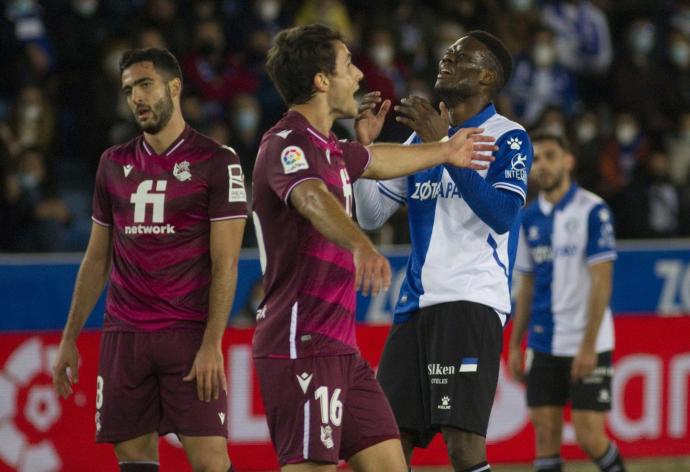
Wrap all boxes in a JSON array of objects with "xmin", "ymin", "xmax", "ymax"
[
  {"xmin": 660, "ymin": 30, "xmax": 690, "ymax": 123},
  {"xmin": 598, "ymin": 111, "xmax": 652, "ymax": 200},
  {"xmin": 610, "ymin": 18, "xmax": 669, "ymax": 138},
  {"xmin": 5, "ymin": 146, "xmax": 71, "ymax": 251},
  {"xmin": 294, "ymin": 0, "xmax": 354, "ymax": 41},
  {"xmin": 571, "ymin": 111, "xmax": 603, "ymax": 192},
  {"xmin": 357, "ymin": 26, "xmax": 411, "ymax": 141},
  {"xmin": 3, "ymin": 85, "xmax": 56, "ymax": 157},
  {"xmin": 503, "ymin": 27, "xmax": 580, "ymax": 127},
  {"xmin": 665, "ymin": 112, "xmax": 690, "ymax": 187},
  {"xmin": 228, "ymin": 93, "xmax": 262, "ymax": 180}
]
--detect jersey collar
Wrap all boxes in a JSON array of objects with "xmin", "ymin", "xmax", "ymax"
[
  {"xmin": 141, "ymin": 125, "xmax": 192, "ymax": 157},
  {"xmin": 448, "ymin": 103, "xmax": 497, "ymax": 136},
  {"xmin": 538, "ymin": 183, "xmax": 578, "ymax": 215}
]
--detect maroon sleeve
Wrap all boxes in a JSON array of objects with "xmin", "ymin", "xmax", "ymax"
[
  {"xmin": 91, "ymin": 150, "xmax": 113, "ymax": 226},
  {"xmin": 263, "ymin": 132, "xmax": 324, "ymax": 205},
  {"xmin": 339, "ymin": 140, "xmax": 371, "ymax": 182},
  {"xmin": 208, "ymin": 145, "xmax": 249, "ymax": 220}
]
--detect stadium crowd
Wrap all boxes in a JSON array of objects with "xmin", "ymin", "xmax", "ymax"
[{"xmin": 2, "ymin": 0, "xmax": 690, "ymax": 252}]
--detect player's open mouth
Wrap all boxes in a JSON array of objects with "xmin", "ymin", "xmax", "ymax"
[
  {"xmin": 437, "ymin": 67, "xmax": 452, "ymax": 78},
  {"xmin": 137, "ymin": 108, "xmax": 152, "ymax": 120}
]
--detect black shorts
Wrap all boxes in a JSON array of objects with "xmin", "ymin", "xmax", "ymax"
[
  {"xmin": 526, "ymin": 349, "xmax": 613, "ymax": 411},
  {"xmin": 376, "ymin": 301, "xmax": 503, "ymax": 447}
]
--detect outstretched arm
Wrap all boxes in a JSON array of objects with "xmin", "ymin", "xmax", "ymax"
[{"xmin": 353, "ymin": 179, "xmax": 403, "ymax": 230}]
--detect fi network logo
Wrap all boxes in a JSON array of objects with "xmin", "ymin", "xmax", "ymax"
[{"xmin": 125, "ymin": 180, "xmax": 175, "ymax": 235}]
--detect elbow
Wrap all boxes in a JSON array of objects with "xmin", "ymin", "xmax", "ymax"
[{"xmin": 490, "ymin": 220, "xmax": 512, "ymax": 235}]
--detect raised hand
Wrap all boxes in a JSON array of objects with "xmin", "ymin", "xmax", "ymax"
[
  {"xmin": 355, "ymin": 91, "xmax": 391, "ymax": 146},
  {"xmin": 445, "ymin": 127, "xmax": 497, "ymax": 170},
  {"xmin": 395, "ymin": 96, "xmax": 449, "ymax": 143}
]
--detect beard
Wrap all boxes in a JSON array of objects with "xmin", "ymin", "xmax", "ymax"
[
  {"xmin": 136, "ymin": 89, "xmax": 174, "ymax": 134},
  {"xmin": 538, "ymin": 172, "xmax": 565, "ymax": 192},
  {"xmin": 434, "ymin": 81, "xmax": 473, "ymax": 108}
]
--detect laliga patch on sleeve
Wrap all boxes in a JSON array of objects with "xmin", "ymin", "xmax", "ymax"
[{"xmin": 281, "ymin": 146, "xmax": 309, "ymax": 174}]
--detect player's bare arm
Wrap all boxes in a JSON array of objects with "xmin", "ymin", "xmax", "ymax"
[
  {"xmin": 183, "ymin": 219, "xmax": 245, "ymax": 402},
  {"xmin": 509, "ymin": 272, "xmax": 535, "ymax": 383},
  {"xmin": 394, "ymin": 96, "xmax": 450, "ymax": 143},
  {"xmin": 571, "ymin": 261, "xmax": 614, "ymax": 381},
  {"xmin": 52, "ymin": 222, "xmax": 113, "ymax": 399},
  {"xmin": 290, "ymin": 179, "xmax": 391, "ymax": 296},
  {"xmin": 362, "ymin": 128, "xmax": 496, "ymax": 180}
]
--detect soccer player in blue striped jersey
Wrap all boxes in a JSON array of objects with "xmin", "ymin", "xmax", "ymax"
[
  {"xmin": 353, "ymin": 31, "xmax": 531, "ymax": 472},
  {"xmin": 509, "ymin": 130, "xmax": 626, "ymax": 472}
]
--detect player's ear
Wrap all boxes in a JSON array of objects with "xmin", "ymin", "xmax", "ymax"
[
  {"xmin": 313, "ymin": 72, "xmax": 329, "ymax": 93},
  {"xmin": 169, "ymin": 77, "xmax": 182, "ymax": 99},
  {"xmin": 479, "ymin": 68, "xmax": 495, "ymax": 87},
  {"xmin": 565, "ymin": 152, "xmax": 575, "ymax": 172}
]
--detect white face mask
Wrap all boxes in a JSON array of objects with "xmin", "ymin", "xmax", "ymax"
[
  {"xmin": 629, "ymin": 26, "xmax": 655, "ymax": 54},
  {"xmin": 72, "ymin": 0, "xmax": 98, "ymax": 17},
  {"xmin": 370, "ymin": 45, "xmax": 394, "ymax": 68},
  {"xmin": 257, "ymin": 0, "xmax": 280, "ymax": 22},
  {"xmin": 576, "ymin": 122, "xmax": 596, "ymax": 142},
  {"xmin": 21, "ymin": 104, "xmax": 42, "ymax": 121},
  {"xmin": 510, "ymin": 0, "xmax": 533, "ymax": 13},
  {"xmin": 533, "ymin": 43, "xmax": 556, "ymax": 68},
  {"xmin": 236, "ymin": 109, "xmax": 259, "ymax": 132},
  {"xmin": 616, "ymin": 123, "xmax": 638, "ymax": 145},
  {"xmin": 671, "ymin": 43, "xmax": 690, "ymax": 68}
]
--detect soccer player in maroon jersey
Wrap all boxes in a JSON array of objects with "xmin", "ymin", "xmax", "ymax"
[
  {"xmin": 251, "ymin": 24, "xmax": 496, "ymax": 472},
  {"xmin": 51, "ymin": 48, "xmax": 246, "ymax": 472}
]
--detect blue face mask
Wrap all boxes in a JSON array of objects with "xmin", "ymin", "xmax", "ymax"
[
  {"xmin": 19, "ymin": 173, "xmax": 40, "ymax": 190},
  {"xmin": 629, "ymin": 25, "xmax": 655, "ymax": 54},
  {"xmin": 236, "ymin": 109, "xmax": 259, "ymax": 132}
]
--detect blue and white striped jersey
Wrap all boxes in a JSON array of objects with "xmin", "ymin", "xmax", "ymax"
[
  {"xmin": 515, "ymin": 184, "xmax": 617, "ymax": 356},
  {"xmin": 371, "ymin": 103, "xmax": 532, "ymax": 323}
]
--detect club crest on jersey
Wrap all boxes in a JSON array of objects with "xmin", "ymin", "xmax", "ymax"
[
  {"xmin": 281, "ymin": 145, "xmax": 308, "ymax": 174},
  {"xmin": 173, "ymin": 161, "xmax": 192, "ymax": 181},
  {"xmin": 508, "ymin": 137, "xmax": 522, "ymax": 150}
]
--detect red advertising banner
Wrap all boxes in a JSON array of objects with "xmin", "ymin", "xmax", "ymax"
[{"xmin": 0, "ymin": 317, "xmax": 688, "ymax": 471}]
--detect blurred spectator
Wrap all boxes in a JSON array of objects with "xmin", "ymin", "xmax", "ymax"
[
  {"xmin": 228, "ymin": 94, "xmax": 263, "ymax": 178},
  {"xmin": 571, "ymin": 110, "xmax": 604, "ymax": 192},
  {"xmin": 488, "ymin": 0, "xmax": 541, "ymax": 57},
  {"xmin": 2, "ymin": 85, "xmax": 56, "ymax": 157},
  {"xmin": 503, "ymin": 27, "xmax": 580, "ymax": 127},
  {"xmin": 134, "ymin": 0, "xmax": 189, "ymax": 56},
  {"xmin": 6, "ymin": 0, "xmax": 56, "ymax": 81},
  {"xmin": 617, "ymin": 149, "xmax": 681, "ymax": 238},
  {"xmin": 392, "ymin": 0, "xmax": 435, "ymax": 76},
  {"xmin": 541, "ymin": 0, "xmax": 613, "ymax": 76},
  {"xmin": 182, "ymin": 18, "xmax": 258, "ymax": 116},
  {"xmin": 598, "ymin": 111, "xmax": 652, "ymax": 199},
  {"xmin": 610, "ymin": 18, "xmax": 669, "ymax": 137},
  {"xmin": 436, "ymin": 0, "xmax": 490, "ymax": 31},
  {"xmin": 136, "ymin": 25, "xmax": 168, "ymax": 50},
  {"xmin": 665, "ymin": 112, "xmax": 690, "ymax": 187},
  {"xmin": 0, "ymin": 140, "xmax": 12, "ymax": 250},
  {"xmin": 295, "ymin": 0, "xmax": 354, "ymax": 41},
  {"xmin": 670, "ymin": 0, "xmax": 690, "ymax": 38},
  {"xmin": 659, "ymin": 29, "xmax": 690, "ymax": 123},
  {"xmin": 5, "ymin": 147, "xmax": 71, "ymax": 252}
]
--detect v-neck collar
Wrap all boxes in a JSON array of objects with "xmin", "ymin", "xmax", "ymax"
[{"xmin": 141, "ymin": 125, "xmax": 192, "ymax": 157}]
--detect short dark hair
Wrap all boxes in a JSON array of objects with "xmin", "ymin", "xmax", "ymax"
[
  {"xmin": 531, "ymin": 128, "xmax": 571, "ymax": 153},
  {"xmin": 266, "ymin": 24, "xmax": 344, "ymax": 106},
  {"xmin": 466, "ymin": 30, "xmax": 513, "ymax": 96},
  {"xmin": 119, "ymin": 47, "xmax": 183, "ymax": 83}
]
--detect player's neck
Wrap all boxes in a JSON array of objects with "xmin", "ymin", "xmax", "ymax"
[
  {"xmin": 447, "ymin": 96, "xmax": 489, "ymax": 127},
  {"xmin": 143, "ymin": 113, "xmax": 187, "ymax": 154},
  {"xmin": 290, "ymin": 103, "xmax": 333, "ymax": 137},
  {"xmin": 542, "ymin": 179, "xmax": 571, "ymax": 204}
]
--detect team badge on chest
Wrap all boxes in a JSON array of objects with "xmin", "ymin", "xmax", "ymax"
[{"xmin": 173, "ymin": 161, "xmax": 192, "ymax": 181}]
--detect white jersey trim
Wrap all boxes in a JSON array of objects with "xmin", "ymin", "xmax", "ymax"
[
  {"xmin": 587, "ymin": 251, "xmax": 617, "ymax": 265},
  {"xmin": 91, "ymin": 216, "xmax": 112, "ymax": 227},
  {"xmin": 209, "ymin": 215, "xmax": 248, "ymax": 222},
  {"xmin": 290, "ymin": 301, "xmax": 298, "ymax": 359},
  {"xmin": 303, "ymin": 400, "xmax": 310, "ymax": 459}
]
